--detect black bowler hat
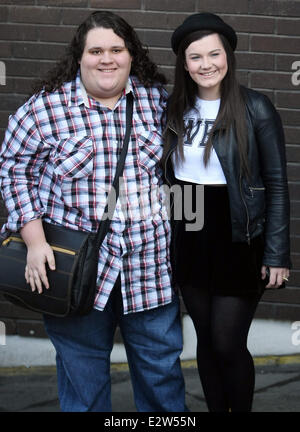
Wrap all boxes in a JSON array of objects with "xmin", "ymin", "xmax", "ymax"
[{"xmin": 171, "ymin": 12, "xmax": 237, "ymax": 54}]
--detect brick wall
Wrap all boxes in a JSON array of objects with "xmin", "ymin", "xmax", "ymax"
[{"xmin": 0, "ymin": 0, "xmax": 299, "ymax": 337}]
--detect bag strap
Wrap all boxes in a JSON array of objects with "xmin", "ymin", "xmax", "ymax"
[{"xmin": 94, "ymin": 92, "xmax": 134, "ymax": 250}]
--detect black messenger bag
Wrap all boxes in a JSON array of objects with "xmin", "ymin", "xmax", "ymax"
[{"xmin": 0, "ymin": 93, "xmax": 133, "ymax": 317}]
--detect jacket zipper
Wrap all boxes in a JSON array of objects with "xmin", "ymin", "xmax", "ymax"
[{"xmin": 240, "ymin": 174, "xmax": 250, "ymax": 244}]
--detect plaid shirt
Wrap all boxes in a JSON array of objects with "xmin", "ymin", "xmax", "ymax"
[{"xmin": 0, "ymin": 72, "xmax": 172, "ymax": 314}]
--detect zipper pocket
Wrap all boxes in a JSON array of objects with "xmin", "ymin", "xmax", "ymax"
[{"xmin": 249, "ymin": 186, "xmax": 265, "ymax": 197}]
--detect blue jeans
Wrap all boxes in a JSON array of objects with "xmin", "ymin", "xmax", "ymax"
[{"xmin": 43, "ymin": 278, "xmax": 186, "ymax": 412}]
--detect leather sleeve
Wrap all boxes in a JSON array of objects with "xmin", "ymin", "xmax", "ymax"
[{"xmin": 252, "ymin": 94, "xmax": 291, "ymax": 268}]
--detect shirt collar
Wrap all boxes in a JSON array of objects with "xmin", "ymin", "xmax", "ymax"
[{"xmin": 68, "ymin": 70, "xmax": 134, "ymax": 108}]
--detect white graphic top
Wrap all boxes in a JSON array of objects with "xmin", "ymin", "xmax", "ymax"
[{"xmin": 173, "ymin": 97, "xmax": 227, "ymax": 184}]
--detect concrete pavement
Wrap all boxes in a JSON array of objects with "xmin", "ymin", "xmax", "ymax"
[
  {"xmin": 1, "ymin": 317, "xmax": 300, "ymax": 413},
  {"xmin": 0, "ymin": 358, "xmax": 300, "ymax": 412}
]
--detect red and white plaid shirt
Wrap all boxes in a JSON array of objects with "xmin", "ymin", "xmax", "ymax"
[{"xmin": 0, "ymin": 72, "xmax": 172, "ymax": 314}]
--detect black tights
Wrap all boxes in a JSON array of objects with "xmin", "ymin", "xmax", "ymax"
[{"xmin": 181, "ymin": 285, "xmax": 262, "ymax": 412}]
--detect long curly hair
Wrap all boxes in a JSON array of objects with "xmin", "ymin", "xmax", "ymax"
[{"xmin": 31, "ymin": 10, "xmax": 166, "ymax": 95}]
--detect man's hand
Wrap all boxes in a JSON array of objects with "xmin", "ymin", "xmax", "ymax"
[
  {"xmin": 25, "ymin": 242, "xmax": 55, "ymax": 293},
  {"xmin": 20, "ymin": 219, "xmax": 56, "ymax": 293}
]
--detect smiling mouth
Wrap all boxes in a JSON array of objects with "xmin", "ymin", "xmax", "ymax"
[
  {"xmin": 98, "ymin": 69, "xmax": 117, "ymax": 73},
  {"xmin": 200, "ymin": 70, "xmax": 217, "ymax": 77}
]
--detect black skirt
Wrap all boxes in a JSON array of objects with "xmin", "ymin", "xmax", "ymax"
[{"xmin": 172, "ymin": 180, "xmax": 266, "ymax": 296}]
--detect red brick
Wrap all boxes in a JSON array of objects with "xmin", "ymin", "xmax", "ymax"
[
  {"xmin": 276, "ymin": 91, "xmax": 300, "ymax": 109},
  {"xmin": 288, "ymin": 272, "xmax": 300, "ymax": 288},
  {"xmin": 38, "ymin": 0, "xmax": 89, "ymax": 6},
  {"xmin": 149, "ymin": 48, "xmax": 176, "ymax": 67},
  {"xmin": 236, "ymin": 52, "xmax": 274, "ymax": 71},
  {"xmin": 291, "ymin": 201, "xmax": 300, "ymax": 218},
  {"xmin": 8, "ymin": 6, "xmax": 61, "ymax": 25},
  {"xmin": 225, "ymin": 15, "xmax": 275, "ymax": 34},
  {"xmin": 236, "ymin": 70, "xmax": 248, "ymax": 87},
  {"xmin": 118, "ymin": 11, "xmax": 187, "ymax": 30},
  {"xmin": 285, "ymin": 127, "xmax": 300, "ymax": 144},
  {"xmin": 278, "ymin": 108, "xmax": 300, "ymax": 126},
  {"xmin": 90, "ymin": 0, "xmax": 141, "ymax": 8},
  {"xmin": 251, "ymin": 35, "xmax": 300, "ymax": 54},
  {"xmin": 277, "ymin": 18, "xmax": 300, "ymax": 36},
  {"xmin": 291, "ymin": 219, "xmax": 300, "ymax": 236},
  {"xmin": 0, "ymin": 130, "xmax": 4, "ymax": 143},
  {"xmin": 286, "ymin": 145, "xmax": 300, "ymax": 164},
  {"xmin": 236, "ymin": 34, "xmax": 249, "ymax": 51},
  {"xmin": 195, "ymin": 0, "xmax": 248, "ymax": 14},
  {"xmin": 287, "ymin": 164, "xmax": 300, "ymax": 182},
  {"xmin": 0, "ymin": 113, "xmax": 10, "ymax": 129},
  {"xmin": 289, "ymin": 183, "xmax": 300, "ymax": 201},
  {"xmin": 0, "ymin": 0, "xmax": 34, "ymax": 3},
  {"xmin": 61, "ymin": 8, "xmax": 95, "ymax": 26},
  {"xmin": 6, "ymin": 59, "xmax": 55, "ymax": 78},
  {"xmin": 0, "ymin": 94, "xmax": 27, "ymax": 111},
  {"xmin": 0, "ymin": 200, "xmax": 7, "ymax": 217},
  {"xmin": 250, "ymin": 71, "xmax": 295, "ymax": 91},
  {"xmin": 0, "ymin": 5, "xmax": 8, "ymax": 22},
  {"xmin": 256, "ymin": 302, "xmax": 300, "ymax": 321},
  {"xmin": 145, "ymin": 0, "xmax": 195, "ymax": 12},
  {"xmin": 37, "ymin": 25, "xmax": 75, "ymax": 43},
  {"xmin": 12, "ymin": 42, "xmax": 66, "ymax": 60},
  {"xmin": 0, "ymin": 23, "xmax": 38, "ymax": 41},
  {"xmin": 137, "ymin": 29, "xmax": 172, "ymax": 48},
  {"xmin": 291, "ymin": 236, "xmax": 300, "ymax": 254},
  {"xmin": 14, "ymin": 78, "xmax": 36, "ymax": 95},
  {"xmin": 262, "ymin": 287, "xmax": 300, "ymax": 305},
  {"xmin": 1, "ymin": 76, "xmax": 35, "ymax": 95},
  {"xmin": 249, "ymin": 0, "xmax": 300, "ymax": 17},
  {"xmin": 276, "ymin": 54, "xmax": 300, "ymax": 72},
  {"xmin": 0, "ymin": 41, "xmax": 12, "ymax": 57}
]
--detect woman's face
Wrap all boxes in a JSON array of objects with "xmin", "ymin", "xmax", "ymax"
[
  {"xmin": 185, "ymin": 33, "xmax": 228, "ymax": 100},
  {"xmin": 79, "ymin": 27, "xmax": 132, "ymax": 107}
]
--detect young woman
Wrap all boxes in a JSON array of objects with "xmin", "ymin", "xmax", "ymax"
[{"xmin": 162, "ymin": 12, "xmax": 291, "ymax": 412}]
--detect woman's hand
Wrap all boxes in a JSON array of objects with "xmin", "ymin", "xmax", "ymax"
[
  {"xmin": 261, "ymin": 265, "xmax": 290, "ymax": 289},
  {"xmin": 25, "ymin": 242, "xmax": 55, "ymax": 293},
  {"xmin": 20, "ymin": 219, "xmax": 56, "ymax": 293}
]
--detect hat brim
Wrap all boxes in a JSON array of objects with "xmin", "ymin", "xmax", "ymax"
[{"xmin": 171, "ymin": 13, "xmax": 237, "ymax": 54}]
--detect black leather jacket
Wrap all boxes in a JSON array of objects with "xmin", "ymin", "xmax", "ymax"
[{"xmin": 163, "ymin": 87, "xmax": 291, "ymax": 268}]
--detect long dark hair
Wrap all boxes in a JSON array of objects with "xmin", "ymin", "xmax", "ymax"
[
  {"xmin": 162, "ymin": 30, "xmax": 249, "ymax": 177},
  {"xmin": 31, "ymin": 11, "xmax": 166, "ymax": 95}
]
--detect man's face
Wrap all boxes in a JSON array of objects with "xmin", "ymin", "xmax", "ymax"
[{"xmin": 79, "ymin": 27, "xmax": 132, "ymax": 107}]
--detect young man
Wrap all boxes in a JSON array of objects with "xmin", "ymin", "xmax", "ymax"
[{"xmin": 0, "ymin": 11, "xmax": 186, "ymax": 412}]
